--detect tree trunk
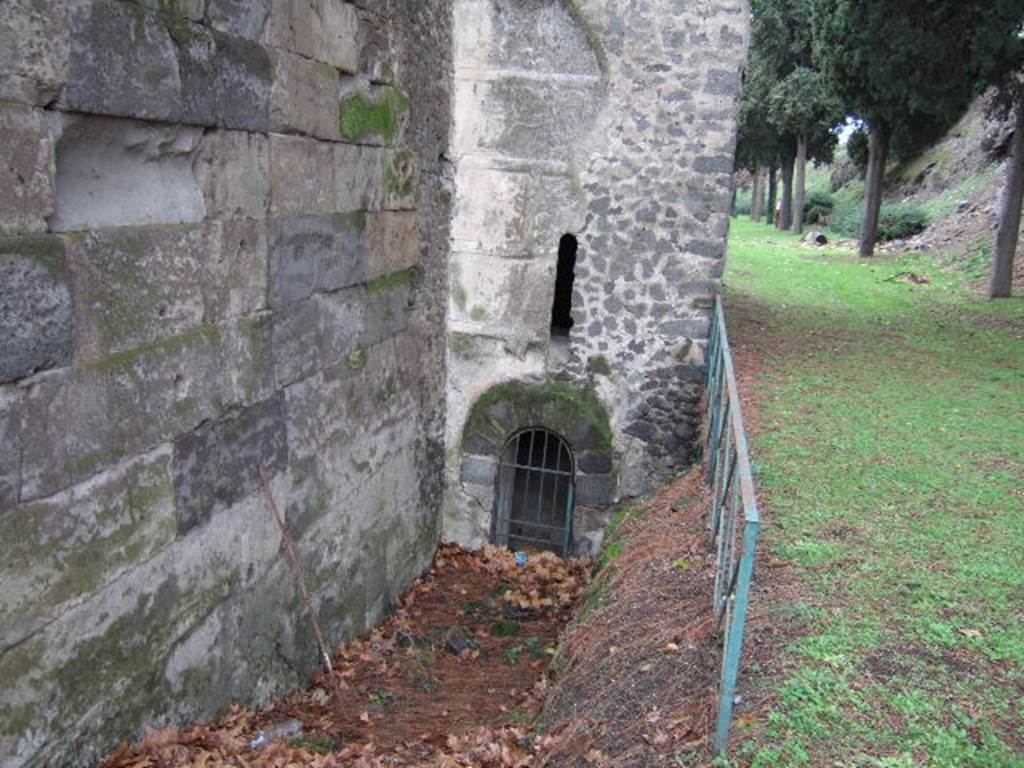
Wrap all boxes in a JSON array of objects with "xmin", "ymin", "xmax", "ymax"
[
  {"xmin": 990, "ymin": 94, "xmax": 1024, "ymax": 298},
  {"xmin": 793, "ymin": 135, "xmax": 808, "ymax": 236},
  {"xmin": 750, "ymin": 166, "xmax": 764, "ymax": 221},
  {"xmin": 778, "ymin": 153, "xmax": 795, "ymax": 231},
  {"xmin": 765, "ymin": 163, "xmax": 777, "ymax": 226},
  {"xmin": 860, "ymin": 119, "xmax": 890, "ymax": 257}
]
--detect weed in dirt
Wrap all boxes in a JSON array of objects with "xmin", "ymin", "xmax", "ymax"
[
  {"xmin": 491, "ymin": 619, "xmax": 521, "ymax": 637},
  {"xmin": 725, "ymin": 217, "xmax": 1023, "ymax": 767}
]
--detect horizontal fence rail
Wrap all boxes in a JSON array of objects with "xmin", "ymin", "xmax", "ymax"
[{"xmin": 705, "ymin": 295, "xmax": 761, "ymax": 756}]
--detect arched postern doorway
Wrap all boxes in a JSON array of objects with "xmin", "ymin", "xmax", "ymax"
[{"xmin": 493, "ymin": 428, "xmax": 575, "ymax": 557}]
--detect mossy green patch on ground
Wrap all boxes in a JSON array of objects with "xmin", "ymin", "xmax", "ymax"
[
  {"xmin": 724, "ymin": 217, "xmax": 1024, "ymax": 767},
  {"xmin": 339, "ymin": 87, "xmax": 409, "ymax": 143}
]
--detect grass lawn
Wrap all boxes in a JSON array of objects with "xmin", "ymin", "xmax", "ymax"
[{"xmin": 723, "ymin": 218, "xmax": 1024, "ymax": 767}]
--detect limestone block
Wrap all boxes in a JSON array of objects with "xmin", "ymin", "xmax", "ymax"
[
  {"xmin": 16, "ymin": 317, "xmax": 275, "ymax": 500},
  {"xmin": 269, "ymin": 48, "xmax": 341, "ymax": 140},
  {"xmin": 361, "ymin": 275, "xmax": 412, "ymax": 347},
  {"xmin": 64, "ymin": 0, "xmax": 182, "ymax": 122},
  {"xmin": 68, "ymin": 226, "xmax": 208, "ymax": 362},
  {"xmin": 195, "ymin": 130, "xmax": 270, "ymax": 219},
  {"xmin": 0, "ymin": 106, "xmax": 55, "ymax": 233},
  {"xmin": 0, "ymin": 235, "xmax": 71, "ymax": 383},
  {"xmin": 268, "ymin": 213, "xmax": 367, "ymax": 307},
  {"xmin": 269, "ymin": 134, "xmax": 336, "ymax": 217},
  {"xmin": 448, "ymin": 250, "xmax": 551, "ymax": 336},
  {"xmin": 17, "ymin": 368, "xmax": 72, "ymax": 501},
  {"xmin": 359, "ymin": 8, "xmax": 394, "ymax": 84},
  {"xmin": 460, "ymin": 0, "xmax": 603, "ymax": 76},
  {"xmin": 334, "ymin": 145, "xmax": 417, "ymax": 211},
  {"xmin": 383, "ymin": 149, "xmax": 419, "ymax": 210},
  {"xmin": 265, "ymin": 0, "xmax": 360, "ymax": 72},
  {"xmin": 0, "ymin": 386, "xmax": 22, "ymax": 508},
  {"xmin": 451, "ymin": 164, "xmax": 529, "ymax": 257},
  {"xmin": 0, "ymin": 445, "xmax": 177, "ymax": 650},
  {"xmin": 64, "ymin": 0, "xmax": 271, "ymax": 130},
  {"xmin": 0, "ymin": 469, "xmax": 285, "ymax": 768},
  {"xmin": 451, "ymin": 77, "xmax": 602, "ymax": 162},
  {"xmin": 335, "ymin": 143, "xmax": 387, "ymax": 211},
  {"xmin": 203, "ymin": 219, "xmax": 270, "ymax": 321},
  {"xmin": 207, "ymin": 0, "xmax": 271, "ymax": 40},
  {"xmin": 172, "ymin": 392, "xmax": 287, "ymax": 535},
  {"xmin": 0, "ymin": 0, "xmax": 70, "ymax": 105},
  {"xmin": 365, "ymin": 212, "xmax": 419, "ymax": 281},
  {"xmin": 52, "ymin": 115, "xmax": 205, "ymax": 232},
  {"xmin": 134, "ymin": 0, "xmax": 206, "ymax": 20},
  {"xmin": 174, "ymin": 22, "xmax": 273, "ymax": 130},
  {"xmin": 272, "ymin": 289, "xmax": 365, "ymax": 386}
]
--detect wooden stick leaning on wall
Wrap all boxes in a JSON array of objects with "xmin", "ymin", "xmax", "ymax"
[{"xmin": 258, "ymin": 464, "xmax": 335, "ymax": 676}]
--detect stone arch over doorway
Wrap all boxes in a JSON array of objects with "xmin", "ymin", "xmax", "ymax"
[{"xmin": 457, "ymin": 380, "xmax": 616, "ymax": 555}]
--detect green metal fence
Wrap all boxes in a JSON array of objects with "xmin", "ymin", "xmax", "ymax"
[{"xmin": 705, "ymin": 295, "xmax": 761, "ymax": 756}]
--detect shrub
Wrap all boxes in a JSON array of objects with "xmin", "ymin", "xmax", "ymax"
[
  {"xmin": 878, "ymin": 203, "xmax": 929, "ymax": 240},
  {"xmin": 829, "ymin": 201, "xmax": 929, "ymax": 241},
  {"xmin": 732, "ymin": 188, "xmax": 752, "ymax": 216},
  {"xmin": 804, "ymin": 190, "xmax": 835, "ymax": 224}
]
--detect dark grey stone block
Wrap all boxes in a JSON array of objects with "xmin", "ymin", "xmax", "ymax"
[
  {"xmin": 65, "ymin": 0, "xmax": 270, "ymax": 130},
  {"xmin": 576, "ymin": 451, "xmax": 612, "ymax": 474},
  {"xmin": 206, "ymin": 0, "xmax": 270, "ymax": 40},
  {"xmin": 269, "ymin": 214, "xmax": 369, "ymax": 307},
  {"xmin": 172, "ymin": 391, "xmax": 288, "ymax": 536},
  {"xmin": 693, "ymin": 155, "xmax": 735, "ymax": 174},
  {"xmin": 576, "ymin": 474, "xmax": 614, "ymax": 507},
  {"xmin": 0, "ymin": 235, "xmax": 71, "ymax": 383},
  {"xmin": 460, "ymin": 456, "xmax": 497, "ymax": 486}
]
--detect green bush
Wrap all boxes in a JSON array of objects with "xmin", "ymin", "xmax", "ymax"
[
  {"xmin": 804, "ymin": 190, "xmax": 835, "ymax": 224},
  {"xmin": 829, "ymin": 201, "xmax": 929, "ymax": 241}
]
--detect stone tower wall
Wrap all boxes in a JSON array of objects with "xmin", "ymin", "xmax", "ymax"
[
  {"xmin": 0, "ymin": 1, "xmax": 452, "ymax": 765},
  {"xmin": 445, "ymin": 0, "xmax": 749, "ymax": 548}
]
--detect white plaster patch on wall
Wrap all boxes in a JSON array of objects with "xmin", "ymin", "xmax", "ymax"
[{"xmin": 50, "ymin": 113, "xmax": 205, "ymax": 232}]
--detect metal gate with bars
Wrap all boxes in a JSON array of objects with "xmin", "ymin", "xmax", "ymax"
[{"xmin": 492, "ymin": 428, "xmax": 575, "ymax": 557}]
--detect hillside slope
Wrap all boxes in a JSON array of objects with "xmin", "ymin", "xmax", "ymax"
[{"xmin": 825, "ymin": 94, "xmax": 1023, "ymax": 292}]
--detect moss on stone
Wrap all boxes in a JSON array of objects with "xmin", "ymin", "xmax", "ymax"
[
  {"xmin": 449, "ymin": 332, "xmax": 483, "ymax": 360},
  {"xmin": 85, "ymin": 323, "xmax": 222, "ymax": 376},
  {"xmin": 339, "ymin": 87, "xmax": 409, "ymax": 143},
  {"xmin": 0, "ymin": 234, "xmax": 68, "ymax": 281},
  {"xmin": 452, "ymin": 280, "xmax": 468, "ymax": 310},
  {"xmin": 586, "ymin": 355, "xmax": 612, "ymax": 376},
  {"xmin": 366, "ymin": 267, "xmax": 417, "ymax": 295},
  {"xmin": 346, "ymin": 347, "xmax": 367, "ymax": 370},
  {"xmin": 463, "ymin": 380, "xmax": 613, "ymax": 452},
  {"xmin": 384, "ymin": 148, "xmax": 416, "ymax": 198},
  {"xmin": 469, "ymin": 306, "xmax": 489, "ymax": 321}
]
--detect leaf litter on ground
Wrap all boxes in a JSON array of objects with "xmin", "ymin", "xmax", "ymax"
[{"xmin": 97, "ymin": 544, "xmax": 589, "ymax": 768}]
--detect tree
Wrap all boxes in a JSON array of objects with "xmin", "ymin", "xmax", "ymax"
[
  {"xmin": 967, "ymin": 3, "xmax": 1024, "ymax": 297},
  {"xmin": 812, "ymin": 0, "xmax": 980, "ymax": 257},
  {"xmin": 768, "ymin": 66, "xmax": 844, "ymax": 234}
]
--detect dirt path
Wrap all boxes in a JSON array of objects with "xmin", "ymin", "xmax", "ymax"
[{"xmin": 99, "ymin": 545, "xmax": 587, "ymax": 767}]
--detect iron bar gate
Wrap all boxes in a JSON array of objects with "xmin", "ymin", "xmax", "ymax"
[
  {"xmin": 493, "ymin": 428, "xmax": 575, "ymax": 557},
  {"xmin": 705, "ymin": 295, "xmax": 761, "ymax": 756}
]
